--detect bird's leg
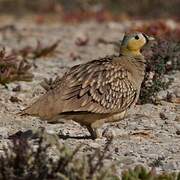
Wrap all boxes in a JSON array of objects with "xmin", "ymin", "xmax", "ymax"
[
  {"xmin": 87, "ymin": 126, "xmax": 98, "ymax": 139},
  {"xmin": 86, "ymin": 126, "xmax": 101, "ymax": 140},
  {"xmin": 87, "ymin": 112, "xmax": 128, "ymax": 139},
  {"xmin": 87, "ymin": 119, "xmax": 106, "ymax": 139}
]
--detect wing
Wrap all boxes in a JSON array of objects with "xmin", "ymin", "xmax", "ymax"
[{"xmin": 59, "ymin": 56, "xmax": 137, "ymax": 114}]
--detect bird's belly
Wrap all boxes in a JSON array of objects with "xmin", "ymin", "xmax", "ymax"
[
  {"xmin": 104, "ymin": 111, "xmax": 127, "ymax": 123},
  {"xmin": 59, "ymin": 111, "xmax": 127, "ymax": 126},
  {"xmin": 59, "ymin": 113, "xmax": 108, "ymax": 126}
]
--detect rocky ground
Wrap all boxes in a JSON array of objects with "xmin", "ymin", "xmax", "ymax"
[{"xmin": 0, "ymin": 18, "xmax": 179, "ymax": 176}]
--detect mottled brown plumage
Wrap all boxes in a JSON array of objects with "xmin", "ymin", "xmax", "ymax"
[{"xmin": 20, "ymin": 32, "xmax": 154, "ymax": 139}]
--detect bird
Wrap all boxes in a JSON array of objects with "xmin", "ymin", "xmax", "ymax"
[{"xmin": 20, "ymin": 32, "xmax": 155, "ymax": 139}]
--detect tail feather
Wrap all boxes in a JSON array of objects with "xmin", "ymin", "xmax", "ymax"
[{"xmin": 19, "ymin": 92, "xmax": 60, "ymax": 120}]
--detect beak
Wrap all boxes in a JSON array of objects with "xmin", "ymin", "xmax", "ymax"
[
  {"xmin": 147, "ymin": 35, "xmax": 155, "ymax": 41},
  {"xmin": 143, "ymin": 33, "xmax": 155, "ymax": 43}
]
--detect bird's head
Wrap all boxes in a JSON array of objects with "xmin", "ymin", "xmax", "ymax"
[{"xmin": 120, "ymin": 32, "xmax": 155, "ymax": 56}]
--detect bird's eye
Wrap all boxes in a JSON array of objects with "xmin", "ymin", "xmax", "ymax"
[{"xmin": 134, "ymin": 35, "xmax": 139, "ymax": 40}]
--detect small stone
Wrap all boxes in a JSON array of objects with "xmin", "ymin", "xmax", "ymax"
[
  {"xmin": 102, "ymin": 128, "xmax": 116, "ymax": 139},
  {"xmin": 167, "ymin": 92, "xmax": 176, "ymax": 102},
  {"xmin": 175, "ymin": 115, "xmax": 180, "ymax": 121},
  {"xmin": 156, "ymin": 90, "xmax": 167, "ymax": 101},
  {"xmin": 69, "ymin": 52, "xmax": 81, "ymax": 61},
  {"xmin": 159, "ymin": 111, "xmax": 177, "ymax": 121},
  {"xmin": 159, "ymin": 112, "xmax": 167, "ymax": 120},
  {"xmin": 12, "ymin": 84, "xmax": 21, "ymax": 92},
  {"xmin": 89, "ymin": 142, "xmax": 100, "ymax": 149},
  {"xmin": 119, "ymin": 157, "xmax": 135, "ymax": 165},
  {"xmin": 114, "ymin": 147, "xmax": 119, "ymax": 153},
  {"xmin": 148, "ymin": 71, "xmax": 155, "ymax": 80},
  {"xmin": 0, "ymin": 127, "xmax": 9, "ymax": 138},
  {"xmin": 124, "ymin": 150, "xmax": 135, "ymax": 156},
  {"xmin": 75, "ymin": 32, "xmax": 89, "ymax": 46},
  {"xmin": 174, "ymin": 88, "xmax": 180, "ymax": 98},
  {"xmin": 163, "ymin": 162, "xmax": 177, "ymax": 171},
  {"xmin": 175, "ymin": 105, "xmax": 180, "ymax": 113},
  {"xmin": 9, "ymin": 96, "xmax": 21, "ymax": 103}
]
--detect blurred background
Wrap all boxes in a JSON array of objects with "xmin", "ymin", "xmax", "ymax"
[{"xmin": 0, "ymin": 0, "xmax": 179, "ymax": 21}]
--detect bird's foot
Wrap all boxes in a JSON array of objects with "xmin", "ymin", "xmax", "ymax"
[{"xmin": 87, "ymin": 126, "xmax": 102, "ymax": 140}]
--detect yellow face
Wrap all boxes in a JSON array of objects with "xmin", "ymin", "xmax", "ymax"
[
  {"xmin": 121, "ymin": 32, "xmax": 154, "ymax": 56},
  {"xmin": 127, "ymin": 33, "xmax": 147, "ymax": 51}
]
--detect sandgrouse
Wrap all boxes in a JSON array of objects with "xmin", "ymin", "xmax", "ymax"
[{"xmin": 21, "ymin": 32, "xmax": 154, "ymax": 139}]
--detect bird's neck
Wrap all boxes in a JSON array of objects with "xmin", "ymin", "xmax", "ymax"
[
  {"xmin": 118, "ymin": 52, "xmax": 146, "ymax": 88},
  {"xmin": 120, "ymin": 47, "xmax": 141, "ymax": 56}
]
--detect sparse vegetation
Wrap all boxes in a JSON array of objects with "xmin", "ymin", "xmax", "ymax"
[
  {"xmin": 15, "ymin": 40, "xmax": 61, "ymax": 59},
  {"xmin": 1, "ymin": 130, "xmax": 118, "ymax": 180},
  {"xmin": 0, "ymin": 39, "xmax": 60, "ymax": 86},
  {"xmin": 139, "ymin": 39, "xmax": 180, "ymax": 104},
  {"xmin": 122, "ymin": 166, "xmax": 180, "ymax": 180},
  {"xmin": 0, "ymin": 130, "xmax": 179, "ymax": 180},
  {"xmin": 135, "ymin": 21, "xmax": 180, "ymax": 104},
  {"xmin": 0, "ymin": 48, "xmax": 33, "ymax": 86}
]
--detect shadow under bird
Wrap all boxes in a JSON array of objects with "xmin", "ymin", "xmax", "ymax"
[{"xmin": 20, "ymin": 32, "xmax": 155, "ymax": 139}]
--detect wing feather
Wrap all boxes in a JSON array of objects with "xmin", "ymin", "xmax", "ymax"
[{"xmin": 61, "ymin": 56, "xmax": 137, "ymax": 114}]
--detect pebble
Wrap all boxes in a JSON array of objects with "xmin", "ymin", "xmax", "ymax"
[
  {"xmin": 175, "ymin": 115, "xmax": 180, "ymax": 121},
  {"xmin": 162, "ymin": 161, "xmax": 177, "ymax": 171},
  {"xmin": 0, "ymin": 127, "xmax": 9, "ymax": 139},
  {"xmin": 88, "ymin": 142, "xmax": 100, "ymax": 149},
  {"xmin": 159, "ymin": 111, "xmax": 177, "ymax": 121},
  {"xmin": 119, "ymin": 157, "xmax": 135, "ymax": 165},
  {"xmin": 174, "ymin": 88, "xmax": 180, "ymax": 98},
  {"xmin": 156, "ymin": 90, "xmax": 167, "ymax": 101},
  {"xmin": 102, "ymin": 128, "xmax": 116, "ymax": 139}
]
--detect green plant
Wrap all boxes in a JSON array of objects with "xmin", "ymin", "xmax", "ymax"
[
  {"xmin": 1, "ymin": 130, "xmax": 180, "ymax": 180},
  {"xmin": 122, "ymin": 165, "xmax": 180, "ymax": 180},
  {"xmin": 0, "ymin": 129, "xmax": 118, "ymax": 180},
  {"xmin": 139, "ymin": 39, "xmax": 180, "ymax": 104}
]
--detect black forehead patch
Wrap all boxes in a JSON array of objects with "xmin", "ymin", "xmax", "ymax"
[{"xmin": 142, "ymin": 33, "xmax": 149, "ymax": 43}]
